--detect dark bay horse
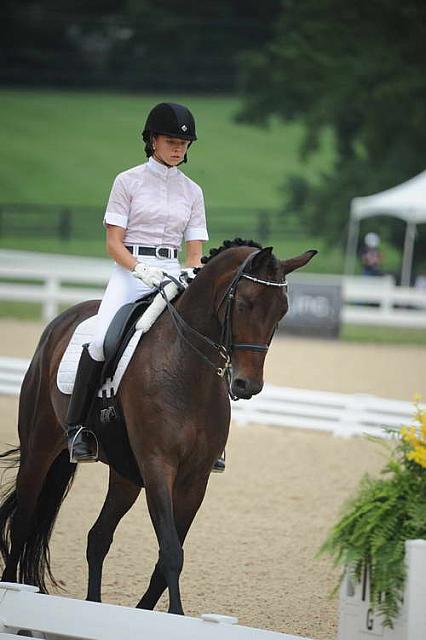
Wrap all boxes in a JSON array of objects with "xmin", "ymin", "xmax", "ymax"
[{"xmin": 0, "ymin": 240, "xmax": 316, "ymax": 614}]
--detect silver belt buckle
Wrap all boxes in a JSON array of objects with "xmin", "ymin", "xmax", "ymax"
[{"xmin": 155, "ymin": 246, "xmax": 170, "ymax": 259}]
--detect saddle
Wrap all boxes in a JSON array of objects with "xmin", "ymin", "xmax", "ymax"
[{"xmin": 101, "ymin": 291, "xmax": 156, "ymax": 381}]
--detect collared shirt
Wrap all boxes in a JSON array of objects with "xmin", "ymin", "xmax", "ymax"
[{"xmin": 103, "ymin": 157, "xmax": 208, "ymax": 248}]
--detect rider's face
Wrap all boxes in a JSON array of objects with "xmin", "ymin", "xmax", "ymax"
[{"xmin": 153, "ymin": 135, "xmax": 190, "ymax": 166}]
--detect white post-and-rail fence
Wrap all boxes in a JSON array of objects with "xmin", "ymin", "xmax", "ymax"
[
  {"xmin": 1, "ymin": 250, "xmax": 426, "ymax": 327},
  {"xmin": 0, "ymin": 250, "xmax": 110, "ymax": 322},
  {"xmin": 341, "ymin": 274, "xmax": 426, "ymax": 328},
  {"xmin": 0, "ymin": 356, "xmax": 421, "ymax": 439},
  {"xmin": 0, "ymin": 582, "xmax": 312, "ymax": 640},
  {"xmin": 0, "ymin": 358, "xmax": 27, "ymax": 396}
]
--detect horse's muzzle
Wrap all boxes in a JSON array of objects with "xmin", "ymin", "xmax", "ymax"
[{"xmin": 231, "ymin": 377, "xmax": 263, "ymax": 400}]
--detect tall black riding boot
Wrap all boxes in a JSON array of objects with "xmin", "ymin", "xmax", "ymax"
[{"xmin": 65, "ymin": 343, "xmax": 104, "ymax": 463}]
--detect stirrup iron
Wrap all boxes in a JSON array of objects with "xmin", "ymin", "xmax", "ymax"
[{"xmin": 68, "ymin": 426, "xmax": 99, "ymax": 464}]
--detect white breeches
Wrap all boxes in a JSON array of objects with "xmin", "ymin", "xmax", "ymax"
[{"xmin": 88, "ymin": 256, "xmax": 181, "ymax": 361}]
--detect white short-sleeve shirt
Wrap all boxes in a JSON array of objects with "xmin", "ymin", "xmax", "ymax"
[{"xmin": 103, "ymin": 157, "xmax": 209, "ymax": 248}]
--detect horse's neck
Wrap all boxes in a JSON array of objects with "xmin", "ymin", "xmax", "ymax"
[
  {"xmin": 175, "ymin": 249, "xmax": 249, "ymax": 337},
  {"xmin": 175, "ymin": 275, "xmax": 220, "ymax": 341}
]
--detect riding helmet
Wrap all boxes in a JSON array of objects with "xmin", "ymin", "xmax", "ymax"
[{"xmin": 142, "ymin": 102, "xmax": 197, "ymax": 162}]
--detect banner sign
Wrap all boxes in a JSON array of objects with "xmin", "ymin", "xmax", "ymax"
[{"xmin": 279, "ymin": 277, "xmax": 342, "ymax": 338}]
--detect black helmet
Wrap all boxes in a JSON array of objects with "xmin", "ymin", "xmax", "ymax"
[
  {"xmin": 142, "ymin": 102, "xmax": 197, "ymax": 143},
  {"xmin": 142, "ymin": 102, "xmax": 197, "ymax": 163}
]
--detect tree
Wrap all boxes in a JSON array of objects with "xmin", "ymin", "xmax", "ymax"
[
  {"xmin": 237, "ymin": 0, "xmax": 426, "ymax": 272},
  {"xmin": 1, "ymin": 0, "xmax": 280, "ymax": 92}
]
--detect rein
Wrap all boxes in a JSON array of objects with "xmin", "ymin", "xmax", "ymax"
[{"xmin": 159, "ymin": 251, "xmax": 287, "ymax": 399}]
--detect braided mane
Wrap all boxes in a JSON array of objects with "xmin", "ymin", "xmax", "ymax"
[{"xmin": 200, "ymin": 238, "xmax": 263, "ymax": 266}]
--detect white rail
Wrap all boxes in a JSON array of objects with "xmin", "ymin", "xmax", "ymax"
[
  {"xmin": 0, "ymin": 357, "xmax": 30, "ymax": 395},
  {"xmin": 341, "ymin": 274, "xmax": 426, "ymax": 328},
  {"xmin": 0, "ymin": 357, "xmax": 420, "ymax": 438},
  {"xmin": 1, "ymin": 250, "xmax": 426, "ymax": 327},
  {"xmin": 0, "ymin": 250, "xmax": 110, "ymax": 321},
  {"xmin": 231, "ymin": 384, "xmax": 419, "ymax": 438},
  {"xmin": 0, "ymin": 582, "xmax": 310, "ymax": 640}
]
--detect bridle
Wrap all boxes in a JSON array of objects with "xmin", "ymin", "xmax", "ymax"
[
  {"xmin": 159, "ymin": 250, "xmax": 288, "ymax": 399},
  {"xmin": 217, "ymin": 251, "xmax": 288, "ymax": 354}
]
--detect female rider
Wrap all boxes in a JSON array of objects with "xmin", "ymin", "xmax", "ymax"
[{"xmin": 64, "ymin": 102, "xmax": 225, "ymax": 469}]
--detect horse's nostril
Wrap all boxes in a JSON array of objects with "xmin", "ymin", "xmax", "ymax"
[{"xmin": 233, "ymin": 378, "xmax": 248, "ymax": 391}]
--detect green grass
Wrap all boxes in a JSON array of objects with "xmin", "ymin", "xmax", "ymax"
[
  {"xmin": 0, "ymin": 89, "xmax": 333, "ymax": 209},
  {"xmin": 0, "ymin": 89, "xmax": 407, "ymax": 275},
  {"xmin": 0, "ymin": 88, "xmax": 411, "ymax": 291},
  {"xmin": 0, "ymin": 89, "xmax": 349, "ymax": 272},
  {"xmin": 0, "ymin": 301, "xmax": 44, "ymax": 321},
  {"xmin": 341, "ymin": 324, "xmax": 426, "ymax": 346}
]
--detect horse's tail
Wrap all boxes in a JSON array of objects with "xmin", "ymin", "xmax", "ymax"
[
  {"xmin": 0, "ymin": 446, "xmax": 22, "ymax": 566},
  {"xmin": 0, "ymin": 447, "xmax": 77, "ymax": 593}
]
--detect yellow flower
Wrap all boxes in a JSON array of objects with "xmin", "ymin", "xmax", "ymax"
[
  {"xmin": 407, "ymin": 447, "xmax": 426, "ymax": 469},
  {"xmin": 400, "ymin": 402, "xmax": 426, "ymax": 469},
  {"xmin": 401, "ymin": 425, "xmax": 419, "ymax": 446}
]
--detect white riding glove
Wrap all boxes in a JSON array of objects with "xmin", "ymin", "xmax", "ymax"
[{"xmin": 132, "ymin": 261, "xmax": 164, "ymax": 288}]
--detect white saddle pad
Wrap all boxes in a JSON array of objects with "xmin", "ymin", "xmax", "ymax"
[{"xmin": 57, "ymin": 281, "xmax": 180, "ymax": 397}]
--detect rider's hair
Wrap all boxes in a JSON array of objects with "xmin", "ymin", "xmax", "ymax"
[{"xmin": 144, "ymin": 140, "xmax": 154, "ymax": 158}]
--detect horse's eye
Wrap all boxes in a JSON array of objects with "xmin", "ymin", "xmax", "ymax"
[{"xmin": 236, "ymin": 298, "xmax": 252, "ymax": 312}]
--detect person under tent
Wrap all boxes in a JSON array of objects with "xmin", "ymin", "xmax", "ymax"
[{"xmin": 359, "ymin": 232, "xmax": 383, "ymax": 276}]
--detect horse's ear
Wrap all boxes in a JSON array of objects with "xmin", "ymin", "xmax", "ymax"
[
  {"xmin": 280, "ymin": 249, "xmax": 318, "ymax": 275},
  {"xmin": 249, "ymin": 246, "xmax": 274, "ymax": 271}
]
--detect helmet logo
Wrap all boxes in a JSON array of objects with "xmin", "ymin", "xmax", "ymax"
[{"xmin": 181, "ymin": 124, "xmax": 188, "ymax": 132}]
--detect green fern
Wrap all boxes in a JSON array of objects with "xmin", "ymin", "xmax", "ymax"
[{"xmin": 319, "ymin": 437, "xmax": 426, "ymax": 628}]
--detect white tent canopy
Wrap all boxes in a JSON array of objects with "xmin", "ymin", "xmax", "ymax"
[{"xmin": 346, "ymin": 171, "xmax": 426, "ymax": 285}]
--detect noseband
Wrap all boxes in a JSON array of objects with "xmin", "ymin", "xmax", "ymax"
[{"xmin": 159, "ymin": 250, "xmax": 288, "ymax": 398}]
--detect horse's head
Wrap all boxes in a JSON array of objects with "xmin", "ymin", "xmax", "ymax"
[{"xmin": 214, "ymin": 245, "xmax": 317, "ymax": 399}]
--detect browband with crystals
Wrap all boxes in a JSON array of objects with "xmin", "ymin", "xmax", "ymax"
[{"xmin": 241, "ymin": 274, "xmax": 288, "ymax": 289}]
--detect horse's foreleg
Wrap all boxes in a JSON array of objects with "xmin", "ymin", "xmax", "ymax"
[
  {"xmin": 86, "ymin": 469, "xmax": 140, "ymax": 602},
  {"xmin": 137, "ymin": 463, "xmax": 184, "ymax": 615},
  {"xmin": 137, "ymin": 474, "xmax": 209, "ymax": 613},
  {"xmin": 136, "ymin": 561, "xmax": 166, "ymax": 611}
]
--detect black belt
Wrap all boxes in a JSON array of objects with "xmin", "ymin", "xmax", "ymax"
[{"xmin": 125, "ymin": 245, "xmax": 178, "ymax": 259}]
